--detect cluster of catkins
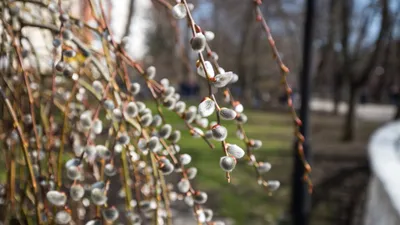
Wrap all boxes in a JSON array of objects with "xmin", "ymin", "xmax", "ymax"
[{"xmin": 0, "ymin": 0, "xmax": 280, "ymax": 224}]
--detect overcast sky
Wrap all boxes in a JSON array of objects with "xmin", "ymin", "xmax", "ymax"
[{"xmin": 111, "ymin": 0, "xmax": 153, "ymax": 59}]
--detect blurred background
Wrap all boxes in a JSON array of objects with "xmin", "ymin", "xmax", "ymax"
[{"xmin": 6, "ymin": 0, "xmax": 400, "ymax": 224}]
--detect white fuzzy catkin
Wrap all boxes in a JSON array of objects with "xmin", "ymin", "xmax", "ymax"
[
  {"xmin": 204, "ymin": 209, "xmax": 213, "ymax": 222},
  {"xmin": 140, "ymin": 114, "xmax": 153, "ymax": 127},
  {"xmin": 177, "ymin": 179, "xmax": 190, "ymax": 193},
  {"xmin": 130, "ymin": 83, "xmax": 141, "ymax": 95},
  {"xmin": 91, "ymin": 188, "xmax": 107, "ymax": 206},
  {"xmin": 204, "ymin": 31, "xmax": 215, "ymax": 41},
  {"xmin": 257, "ymin": 162, "xmax": 272, "ymax": 173},
  {"xmin": 151, "ymin": 114, "xmax": 163, "ymax": 127},
  {"xmin": 184, "ymin": 195, "xmax": 194, "ymax": 207},
  {"xmin": 234, "ymin": 103, "xmax": 244, "ymax": 113},
  {"xmin": 226, "ymin": 144, "xmax": 245, "ymax": 159},
  {"xmin": 125, "ymin": 102, "xmax": 138, "ymax": 118},
  {"xmin": 219, "ymin": 156, "xmax": 236, "ymax": 172},
  {"xmin": 160, "ymin": 160, "xmax": 174, "ymax": 175},
  {"xmin": 219, "ymin": 108, "xmax": 237, "ymax": 120},
  {"xmin": 104, "ymin": 163, "xmax": 117, "ymax": 176},
  {"xmin": 172, "ymin": 3, "xmax": 187, "ymax": 19},
  {"xmin": 187, "ymin": 167, "xmax": 198, "ymax": 180},
  {"xmin": 197, "ymin": 117, "xmax": 209, "ymax": 128},
  {"xmin": 230, "ymin": 73, "xmax": 239, "ymax": 83},
  {"xmin": 213, "ymin": 72, "xmax": 234, "ymax": 88},
  {"xmin": 267, "ymin": 180, "xmax": 280, "ymax": 191},
  {"xmin": 70, "ymin": 184, "xmax": 85, "ymax": 201},
  {"xmin": 184, "ymin": 110, "xmax": 196, "ymax": 123},
  {"xmin": 117, "ymin": 133, "xmax": 130, "ymax": 145},
  {"xmin": 197, "ymin": 61, "xmax": 215, "ymax": 79},
  {"xmin": 159, "ymin": 124, "xmax": 172, "ymax": 139},
  {"xmin": 179, "ymin": 154, "xmax": 192, "ymax": 165},
  {"xmin": 169, "ymin": 130, "xmax": 181, "ymax": 143},
  {"xmin": 160, "ymin": 78, "xmax": 170, "ymax": 88},
  {"xmin": 146, "ymin": 66, "xmax": 156, "ymax": 79},
  {"xmin": 92, "ymin": 119, "xmax": 103, "ymax": 134},
  {"xmin": 67, "ymin": 166, "xmax": 81, "ymax": 180},
  {"xmin": 174, "ymin": 101, "xmax": 186, "ymax": 113},
  {"xmin": 204, "ymin": 130, "xmax": 213, "ymax": 139},
  {"xmin": 102, "ymin": 207, "xmax": 119, "ymax": 222},
  {"xmin": 147, "ymin": 136, "xmax": 161, "ymax": 152},
  {"xmin": 198, "ymin": 98, "xmax": 215, "ymax": 117},
  {"xmin": 191, "ymin": 33, "xmax": 207, "ymax": 52},
  {"xmin": 79, "ymin": 111, "xmax": 92, "ymax": 129},
  {"xmin": 85, "ymin": 220, "xmax": 102, "ymax": 225},
  {"xmin": 251, "ymin": 139, "xmax": 263, "ymax": 150},
  {"xmin": 55, "ymin": 210, "xmax": 71, "ymax": 225},
  {"xmin": 211, "ymin": 125, "xmax": 228, "ymax": 141},
  {"xmin": 136, "ymin": 101, "xmax": 146, "ymax": 112},
  {"xmin": 96, "ymin": 145, "xmax": 111, "ymax": 160},
  {"xmin": 46, "ymin": 190, "xmax": 67, "ymax": 206},
  {"xmin": 113, "ymin": 108, "xmax": 123, "ymax": 121},
  {"xmin": 236, "ymin": 113, "xmax": 248, "ymax": 123},
  {"xmin": 92, "ymin": 80, "xmax": 104, "ymax": 94},
  {"xmin": 104, "ymin": 99, "xmax": 115, "ymax": 110},
  {"xmin": 193, "ymin": 191, "xmax": 208, "ymax": 204},
  {"xmin": 65, "ymin": 158, "xmax": 80, "ymax": 168},
  {"xmin": 191, "ymin": 127, "xmax": 204, "ymax": 138}
]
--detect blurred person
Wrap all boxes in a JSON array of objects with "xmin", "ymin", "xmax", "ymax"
[
  {"xmin": 252, "ymin": 89, "xmax": 262, "ymax": 109},
  {"xmin": 180, "ymin": 76, "xmax": 200, "ymax": 98}
]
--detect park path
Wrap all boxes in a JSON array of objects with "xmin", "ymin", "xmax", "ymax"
[
  {"xmin": 308, "ymin": 99, "xmax": 386, "ymax": 225},
  {"xmin": 310, "ymin": 98, "xmax": 395, "ymax": 122}
]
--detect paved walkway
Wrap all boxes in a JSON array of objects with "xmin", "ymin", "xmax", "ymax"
[{"xmin": 310, "ymin": 98, "xmax": 396, "ymax": 122}]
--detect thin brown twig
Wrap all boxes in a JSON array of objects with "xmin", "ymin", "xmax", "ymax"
[
  {"xmin": 0, "ymin": 86, "xmax": 41, "ymax": 224},
  {"xmin": 253, "ymin": 0, "xmax": 312, "ymax": 192}
]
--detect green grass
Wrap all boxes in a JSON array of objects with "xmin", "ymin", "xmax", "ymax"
[
  {"xmin": 0, "ymin": 102, "xmax": 293, "ymax": 224},
  {"xmin": 152, "ymin": 104, "xmax": 293, "ymax": 224}
]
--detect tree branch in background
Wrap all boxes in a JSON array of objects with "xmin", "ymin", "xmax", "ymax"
[
  {"xmin": 353, "ymin": 0, "xmax": 391, "ymax": 88},
  {"xmin": 236, "ymin": 4, "xmax": 255, "ymax": 103},
  {"xmin": 342, "ymin": 0, "xmax": 392, "ymax": 141}
]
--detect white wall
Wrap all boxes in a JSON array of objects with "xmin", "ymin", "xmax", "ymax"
[{"xmin": 365, "ymin": 121, "xmax": 400, "ymax": 225}]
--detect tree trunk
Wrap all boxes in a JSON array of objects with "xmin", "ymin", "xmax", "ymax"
[
  {"xmin": 332, "ymin": 71, "xmax": 342, "ymax": 115},
  {"xmin": 333, "ymin": 90, "xmax": 340, "ymax": 115},
  {"xmin": 236, "ymin": 5, "xmax": 254, "ymax": 103},
  {"xmin": 394, "ymin": 106, "xmax": 400, "ymax": 120},
  {"xmin": 393, "ymin": 35, "xmax": 400, "ymax": 120},
  {"xmin": 342, "ymin": 85, "xmax": 358, "ymax": 141},
  {"xmin": 123, "ymin": 0, "xmax": 135, "ymax": 37}
]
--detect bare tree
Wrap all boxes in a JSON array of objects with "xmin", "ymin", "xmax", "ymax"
[
  {"xmin": 393, "ymin": 40, "xmax": 400, "ymax": 119},
  {"xmin": 341, "ymin": 0, "xmax": 392, "ymax": 141},
  {"xmin": 236, "ymin": 4, "xmax": 256, "ymax": 103},
  {"xmin": 314, "ymin": 0, "xmax": 341, "ymax": 113}
]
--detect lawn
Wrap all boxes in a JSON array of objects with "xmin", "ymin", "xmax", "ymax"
[
  {"xmin": 0, "ymin": 103, "xmax": 294, "ymax": 224},
  {"xmin": 152, "ymin": 103, "xmax": 382, "ymax": 225},
  {"xmin": 152, "ymin": 104, "xmax": 294, "ymax": 225},
  {"xmin": 0, "ymin": 99, "xmax": 379, "ymax": 224}
]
